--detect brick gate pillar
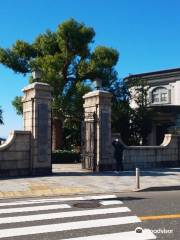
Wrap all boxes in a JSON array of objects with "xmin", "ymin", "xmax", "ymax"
[
  {"xmin": 22, "ymin": 82, "xmax": 52, "ymax": 175},
  {"xmin": 83, "ymin": 90, "xmax": 116, "ymax": 171}
]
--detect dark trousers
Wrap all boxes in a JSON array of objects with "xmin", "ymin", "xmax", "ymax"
[{"xmin": 116, "ymin": 158, "xmax": 123, "ymax": 171}]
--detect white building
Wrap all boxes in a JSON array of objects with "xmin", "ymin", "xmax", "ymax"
[{"xmin": 124, "ymin": 68, "xmax": 180, "ymax": 145}]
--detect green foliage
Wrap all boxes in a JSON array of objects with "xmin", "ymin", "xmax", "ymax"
[
  {"xmin": 12, "ymin": 96, "xmax": 23, "ymax": 115},
  {"xmin": 0, "ymin": 18, "xmax": 119, "ymax": 148},
  {"xmin": 111, "ymin": 77, "xmax": 155, "ymax": 145},
  {"xmin": 62, "ymin": 81, "xmax": 92, "ymax": 148},
  {"xmin": 127, "ymin": 77, "xmax": 154, "ymax": 145},
  {"xmin": 0, "ymin": 107, "xmax": 3, "ymax": 125},
  {"xmin": 56, "ymin": 19, "xmax": 95, "ymax": 58},
  {"xmin": 131, "ymin": 105, "xmax": 154, "ymax": 145},
  {"xmin": 88, "ymin": 46, "xmax": 119, "ymax": 85},
  {"xmin": 63, "ymin": 81, "xmax": 92, "ymax": 122},
  {"xmin": 0, "ymin": 18, "xmax": 154, "ymax": 147},
  {"xmin": 0, "ymin": 18, "xmax": 119, "ymax": 89},
  {"xmin": 52, "ymin": 149, "xmax": 80, "ymax": 163},
  {"xmin": 111, "ymin": 79, "xmax": 132, "ymax": 144}
]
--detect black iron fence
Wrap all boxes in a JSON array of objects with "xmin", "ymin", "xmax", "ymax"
[{"xmin": 81, "ymin": 112, "xmax": 97, "ymax": 171}]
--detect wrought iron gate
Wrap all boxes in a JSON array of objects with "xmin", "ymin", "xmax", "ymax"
[{"xmin": 81, "ymin": 112, "xmax": 97, "ymax": 171}]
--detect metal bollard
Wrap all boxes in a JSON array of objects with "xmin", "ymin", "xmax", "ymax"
[{"xmin": 136, "ymin": 168, "xmax": 140, "ymax": 189}]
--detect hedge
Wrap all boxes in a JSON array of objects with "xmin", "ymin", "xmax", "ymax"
[{"xmin": 52, "ymin": 150, "xmax": 80, "ymax": 163}]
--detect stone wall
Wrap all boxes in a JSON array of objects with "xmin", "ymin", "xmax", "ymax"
[
  {"xmin": 0, "ymin": 82, "xmax": 52, "ymax": 177},
  {"xmin": 22, "ymin": 82, "xmax": 52, "ymax": 175},
  {"xmin": 83, "ymin": 90, "xmax": 116, "ymax": 171},
  {"xmin": 121, "ymin": 134, "xmax": 180, "ymax": 170},
  {"xmin": 0, "ymin": 131, "xmax": 31, "ymax": 176}
]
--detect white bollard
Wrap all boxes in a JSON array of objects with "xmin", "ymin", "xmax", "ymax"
[{"xmin": 136, "ymin": 168, "xmax": 140, "ymax": 189}]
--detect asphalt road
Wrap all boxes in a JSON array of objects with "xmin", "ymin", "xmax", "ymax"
[
  {"xmin": 0, "ymin": 191, "xmax": 178, "ymax": 239},
  {"xmin": 120, "ymin": 190, "xmax": 180, "ymax": 240}
]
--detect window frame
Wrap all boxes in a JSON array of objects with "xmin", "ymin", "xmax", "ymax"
[{"xmin": 151, "ymin": 87, "xmax": 169, "ymax": 104}]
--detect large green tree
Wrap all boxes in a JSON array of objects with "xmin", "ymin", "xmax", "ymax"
[{"xmin": 0, "ymin": 19, "xmax": 119, "ymax": 149}]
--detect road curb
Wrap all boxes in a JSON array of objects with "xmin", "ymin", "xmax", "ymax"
[
  {"xmin": 133, "ymin": 185, "xmax": 180, "ymax": 192},
  {"xmin": 0, "ymin": 184, "xmax": 179, "ymax": 200}
]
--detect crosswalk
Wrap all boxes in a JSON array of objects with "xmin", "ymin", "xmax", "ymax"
[{"xmin": 0, "ymin": 194, "xmax": 156, "ymax": 239}]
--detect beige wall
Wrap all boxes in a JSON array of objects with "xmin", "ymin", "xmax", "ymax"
[
  {"xmin": 0, "ymin": 82, "xmax": 52, "ymax": 177},
  {"xmin": 0, "ymin": 131, "xmax": 31, "ymax": 176},
  {"xmin": 83, "ymin": 90, "xmax": 116, "ymax": 171},
  {"xmin": 22, "ymin": 82, "xmax": 52, "ymax": 175},
  {"xmin": 122, "ymin": 134, "xmax": 180, "ymax": 170}
]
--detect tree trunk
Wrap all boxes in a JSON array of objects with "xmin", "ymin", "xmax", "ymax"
[{"xmin": 52, "ymin": 118, "xmax": 63, "ymax": 150}]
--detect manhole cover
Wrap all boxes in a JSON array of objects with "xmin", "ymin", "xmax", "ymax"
[{"xmin": 73, "ymin": 201, "xmax": 101, "ymax": 208}]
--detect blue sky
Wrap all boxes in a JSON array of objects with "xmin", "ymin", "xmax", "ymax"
[{"xmin": 0, "ymin": 0, "xmax": 180, "ymax": 137}]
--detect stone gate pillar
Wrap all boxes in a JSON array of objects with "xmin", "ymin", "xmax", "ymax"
[
  {"xmin": 22, "ymin": 82, "xmax": 52, "ymax": 175},
  {"xmin": 83, "ymin": 90, "xmax": 115, "ymax": 171}
]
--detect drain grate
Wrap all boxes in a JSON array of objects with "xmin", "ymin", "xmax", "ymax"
[{"xmin": 73, "ymin": 201, "xmax": 101, "ymax": 208}]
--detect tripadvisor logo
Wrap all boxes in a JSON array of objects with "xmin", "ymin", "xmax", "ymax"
[
  {"xmin": 151, "ymin": 228, "xmax": 173, "ymax": 234},
  {"xmin": 135, "ymin": 227, "xmax": 173, "ymax": 234},
  {"xmin": 135, "ymin": 227, "xmax": 143, "ymax": 233}
]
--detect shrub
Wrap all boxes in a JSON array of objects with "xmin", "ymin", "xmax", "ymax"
[{"xmin": 52, "ymin": 149, "xmax": 80, "ymax": 163}]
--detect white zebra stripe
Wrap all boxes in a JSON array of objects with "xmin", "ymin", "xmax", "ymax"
[
  {"xmin": 0, "ymin": 207, "xmax": 130, "ymax": 224},
  {"xmin": 62, "ymin": 229, "xmax": 156, "ymax": 240},
  {"xmin": 100, "ymin": 200, "xmax": 123, "ymax": 205},
  {"xmin": 0, "ymin": 194, "xmax": 117, "ymax": 207},
  {"xmin": 0, "ymin": 216, "xmax": 141, "ymax": 238},
  {"xmin": 0, "ymin": 204, "xmax": 71, "ymax": 214}
]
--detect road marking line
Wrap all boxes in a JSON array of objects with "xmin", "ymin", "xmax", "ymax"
[
  {"xmin": 61, "ymin": 229, "xmax": 156, "ymax": 240},
  {"xmin": 100, "ymin": 200, "xmax": 123, "ymax": 205},
  {"xmin": 0, "ymin": 204, "xmax": 71, "ymax": 214},
  {"xmin": 140, "ymin": 214, "xmax": 180, "ymax": 221},
  {"xmin": 0, "ymin": 195, "xmax": 117, "ymax": 207},
  {"xmin": 0, "ymin": 207, "xmax": 131, "ymax": 224},
  {"xmin": 83, "ymin": 195, "xmax": 117, "ymax": 200},
  {"xmin": 0, "ymin": 216, "xmax": 141, "ymax": 238}
]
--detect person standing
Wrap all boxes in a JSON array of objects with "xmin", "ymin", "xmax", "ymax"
[{"xmin": 112, "ymin": 138, "xmax": 125, "ymax": 171}]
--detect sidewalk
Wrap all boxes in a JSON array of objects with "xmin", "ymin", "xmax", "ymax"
[{"xmin": 0, "ymin": 164, "xmax": 179, "ymax": 199}]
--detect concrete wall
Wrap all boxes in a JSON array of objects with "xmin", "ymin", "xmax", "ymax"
[
  {"xmin": 0, "ymin": 82, "xmax": 52, "ymax": 177},
  {"xmin": 0, "ymin": 131, "xmax": 31, "ymax": 176},
  {"xmin": 122, "ymin": 134, "xmax": 180, "ymax": 170}
]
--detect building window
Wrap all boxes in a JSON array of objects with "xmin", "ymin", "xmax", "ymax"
[
  {"xmin": 161, "ymin": 92, "xmax": 168, "ymax": 102},
  {"xmin": 152, "ymin": 87, "xmax": 168, "ymax": 103}
]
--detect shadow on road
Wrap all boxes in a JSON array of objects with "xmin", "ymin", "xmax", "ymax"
[
  {"xmin": 51, "ymin": 171, "xmax": 179, "ymax": 177},
  {"xmin": 0, "ymin": 163, "xmax": 179, "ymax": 180},
  {"xmin": 139, "ymin": 185, "xmax": 180, "ymax": 192}
]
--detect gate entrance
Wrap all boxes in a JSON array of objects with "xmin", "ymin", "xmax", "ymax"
[{"xmin": 81, "ymin": 112, "xmax": 97, "ymax": 171}]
